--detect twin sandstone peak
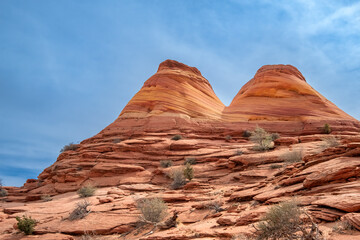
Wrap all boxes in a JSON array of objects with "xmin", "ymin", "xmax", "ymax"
[{"xmin": 97, "ymin": 59, "xmax": 359, "ymax": 137}]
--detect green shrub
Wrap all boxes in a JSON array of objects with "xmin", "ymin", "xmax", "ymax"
[
  {"xmin": 69, "ymin": 200, "xmax": 91, "ymax": 221},
  {"xmin": 137, "ymin": 198, "xmax": 167, "ymax": 223},
  {"xmin": 280, "ymin": 150, "xmax": 303, "ymax": 163},
  {"xmin": 184, "ymin": 157, "xmax": 197, "ymax": 165},
  {"xmin": 171, "ymin": 135, "xmax": 182, "ymax": 141},
  {"xmin": 60, "ymin": 142, "xmax": 79, "ymax": 153},
  {"xmin": 160, "ymin": 160, "xmax": 173, "ymax": 168},
  {"xmin": 183, "ymin": 163, "xmax": 194, "ymax": 181},
  {"xmin": 323, "ymin": 123, "xmax": 331, "ymax": 134},
  {"xmin": 250, "ymin": 127, "xmax": 274, "ymax": 151},
  {"xmin": 16, "ymin": 215, "xmax": 36, "ymax": 235},
  {"xmin": 170, "ymin": 169, "xmax": 186, "ymax": 190},
  {"xmin": 77, "ymin": 185, "xmax": 96, "ymax": 198}
]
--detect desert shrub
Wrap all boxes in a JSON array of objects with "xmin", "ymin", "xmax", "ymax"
[
  {"xmin": 250, "ymin": 127, "xmax": 274, "ymax": 151},
  {"xmin": 160, "ymin": 160, "xmax": 173, "ymax": 168},
  {"xmin": 183, "ymin": 163, "xmax": 194, "ymax": 181},
  {"xmin": 171, "ymin": 134, "xmax": 182, "ymax": 141},
  {"xmin": 242, "ymin": 130, "xmax": 252, "ymax": 138},
  {"xmin": 170, "ymin": 168, "xmax": 186, "ymax": 189},
  {"xmin": 256, "ymin": 200, "xmax": 323, "ymax": 240},
  {"xmin": 41, "ymin": 194, "xmax": 52, "ymax": 202},
  {"xmin": 323, "ymin": 123, "xmax": 331, "ymax": 134},
  {"xmin": 270, "ymin": 164, "xmax": 282, "ymax": 169},
  {"xmin": 16, "ymin": 215, "xmax": 36, "ymax": 235},
  {"xmin": 225, "ymin": 135, "xmax": 232, "ymax": 141},
  {"xmin": 271, "ymin": 133, "xmax": 280, "ymax": 141},
  {"xmin": 113, "ymin": 138, "xmax": 121, "ymax": 143},
  {"xmin": 332, "ymin": 220, "xmax": 355, "ymax": 233},
  {"xmin": 137, "ymin": 197, "xmax": 167, "ymax": 223},
  {"xmin": 60, "ymin": 142, "xmax": 79, "ymax": 153},
  {"xmin": 69, "ymin": 200, "xmax": 91, "ymax": 221},
  {"xmin": 322, "ymin": 136, "xmax": 340, "ymax": 148},
  {"xmin": 207, "ymin": 201, "xmax": 224, "ymax": 213},
  {"xmin": 256, "ymin": 200, "xmax": 301, "ymax": 239},
  {"xmin": 184, "ymin": 157, "xmax": 197, "ymax": 165},
  {"xmin": 236, "ymin": 150, "xmax": 243, "ymax": 156},
  {"xmin": 77, "ymin": 185, "xmax": 96, "ymax": 198},
  {"xmin": 0, "ymin": 179, "xmax": 7, "ymax": 197},
  {"xmin": 280, "ymin": 150, "xmax": 303, "ymax": 163}
]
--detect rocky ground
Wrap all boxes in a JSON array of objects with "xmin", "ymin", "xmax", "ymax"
[{"xmin": 1, "ymin": 132, "xmax": 360, "ymax": 239}]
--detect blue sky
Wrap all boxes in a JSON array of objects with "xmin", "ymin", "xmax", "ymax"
[{"xmin": 1, "ymin": 0, "xmax": 359, "ymax": 186}]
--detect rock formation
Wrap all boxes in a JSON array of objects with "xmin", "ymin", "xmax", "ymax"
[{"xmin": 1, "ymin": 60, "xmax": 360, "ymax": 239}]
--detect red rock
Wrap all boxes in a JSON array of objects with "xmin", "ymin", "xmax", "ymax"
[
  {"xmin": 341, "ymin": 213, "xmax": 360, "ymax": 231},
  {"xmin": 312, "ymin": 194, "xmax": 360, "ymax": 212}
]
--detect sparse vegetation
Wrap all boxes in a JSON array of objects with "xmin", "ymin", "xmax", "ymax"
[
  {"xmin": 77, "ymin": 185, "xmax": 96, "ymax": 198},
  {"xmin": 242, "ymin": 130, "xmax": 252, "ymax": 138},
  {"xmin": 160, "ymin": 160, "xmax": 173, "ymax": 168},
  {"xmin": 332, "ymin": 220, "xmax": 355, "ymax": 233},
  {"xmin": 323, "ymin": 123, "xmax": 331, "ymax": 134},
  {"xmin": 270, "ymin": 164, "xmax": 282, "ymax": 169},
  {"xmin": 60, "ymin": 142, "xmax": 79, "ymax": 153},
  {"xmin": 0, "ymin": 179, "xmax": 7, "ymax": 197},
  {"xmin": 184, "ymin": 157, "xmax": 197, "ymax": 165},
  {"xmin": 69, "ymin": 200, "xmax": 91, "ymax": 221},
  {"xmin": 113, "ymin": 138, "xmax": 121, "ymax": 143},
  {"xmin": 137, "ymin": 197, "xmax": 167, "ymax": 224},
  {"xmin": 250, "ymin": 127, "xmax": 274, "ymax": 151},
  {"xmin": 16, "ymin": 215, "xmax": 36, "ymax": 235},
  {"xmin": 183, "ymin": 163, "xmax": 194, "ymax": 181},
  {"xmin": 170, "ymin": 168, "xmax": 187, "ymax": 189},
  {"xmin": 236, "ymin": 150, "xmax": 243, "ymax": 155},
  {"xmin": 322, "ymin": 136, "xmax": 340, "ymax": 148},
  {"xmin": 255, "ymin": 200, "xmax": 323, "ymax": 240},
  {"xmin": 207, "ymin": 201, "xmax": 224, "ymax": 213},
  {"xmin": 41, "ymin": 194, "xmax": 52, "ymax": 202},
  {"xmin": 280, "ymin": 149, "xmax": 303, "ymax": 163},
  {"xmin": 271, "ymin": 133, "xmax": 280, "ymax": 141},
  {"xmin": 171, "ymin": 134, "xmax": 182, "ymax": 141},
  {"xmin": 225, "ymin": 135, "xmax": 232, "ymax": 141}
]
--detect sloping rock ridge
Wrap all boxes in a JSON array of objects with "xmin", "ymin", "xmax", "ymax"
[{"xmin": 1, "ymin": 60, "xmax": 360, "ymax": 239}]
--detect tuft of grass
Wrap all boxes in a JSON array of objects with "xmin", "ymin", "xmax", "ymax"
[
  {"xmin": 16, "ymin": 215, "xmax": 36, "ymax": 235},
  {"xmin": 280, "ymin": 150, "xmax": 303, "ymax": 163},
  {"xmin": 77, "ymin": 185, "xmax": 97, "ymax": 198},
  {"xmin": 323, "ymin": 123, "xmax": 331, "ymax": 134},
  {"xmin": 171, "ymin": 134, "xmax": 182, "ymax": 141},
  {"xmin": 183, "ymin": 163, "xmax": 194, "ymax": 181},
  {"xmin": 250, "ymin": 127, "xmax": 274, "ymax": 151},
  {"xmin": 160, "ymin": 160, "xmax": 173, "ymax": 168},
  {"xmin": 137, "ymin": 198, "xmax": 167, "ymax": 224},
  {"xmin": 184, "ymin": 157, "xmax": 197, "ymax": 165},
  {"xmin": 60, "ymin": 142, "xmax": 79, "ymax": 153},
  {"xmin": 69, "ymin": 200, "xmax": 91, "ymax": 221},
  {"xmin": 170, "ymin": 168, "xmax": 186, "ymax": 190}
]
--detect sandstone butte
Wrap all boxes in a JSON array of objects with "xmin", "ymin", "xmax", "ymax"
[{"xmin": 1, "ymin": 60, "xmax": 360, "ymax": 240}]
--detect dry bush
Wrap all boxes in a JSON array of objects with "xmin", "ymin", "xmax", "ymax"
[
  {"xmin": 137, "ymin": 198, "xmax": 167, "ymax": 224},
  {"xmin": 170, "ymin": 168, "xmax": 186, "ymax": 189},
  {"xmin": 171, "ymin": 134, "xmax": 182, "ymax": 141},
  {"xmin": 69, "ymin": 200, "xmax": 91, "ymax": 221},
  {"xmin": 270, "ymin": 164, "xmax": 282, "ymax": 169},
  {"xmin": 77, "ymin": 185, "xmax": 96, "ymax": 198},
  {"xmin": 207, "ymin": 201, "xmax": 224, "ymax": 213},
  {"xmin": 250, "ymin": 127, "xmax": 274, "ymax": 151},
  {"xmin": 16, "ymin": 215, "xmax": 37, "ymax": 235},
  {"xmin": 184, "ymin": 157, "xmax": 197, "ymax": 165},
  {"xmin": 225, "ymin": 135, "xmax": 232, "ymax": 141},
  {"xmin": 242, "ymin": 130, "xmax": 252, "ymax": 138},
  {"xmin": 0, "ymin": 179, "xmax": 7, "ymax": 197},
  {"xmin": 332, "ymin": 220, "xmax": 355, "ymax": 233},
  {"xmin": 112, "ymin": 138, "xmax": 121, "ymax": 143},
  {"xmin": 256, "ymin": 200, "xmax": 323, "ymax": 240},
  {"xmin": 160, "ymin": 160, "xmax": 173, "ymax": 168},
  {"xmin": 323, "ymin": 123, "xmax": 331, "ymax": 134},
  {"xmin": 280, "ymin": 150, "xmax": 303, "ymax": 163},
  {"xmin": 322, "ymin": 136, "xmax": 340, "ymax": 148},
  {"xmin": 183, "ymin": 163, "xmax": 194, "ymax": 181},
  {"xmin": 60, "ymin": 142, "xmax": 79, "ymax": 153},
  {"xmin": 41, "ymin": 194, "xmax": 52, "ymax": 202},
  {"xmin": 271, "ymin": 133, "xmax": 280, "ymax": 141}
]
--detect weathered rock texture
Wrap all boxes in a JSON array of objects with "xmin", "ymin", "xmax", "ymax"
[{"xmin": 1, "ymin": 60, "xmax": 360, "ymax": 239}]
